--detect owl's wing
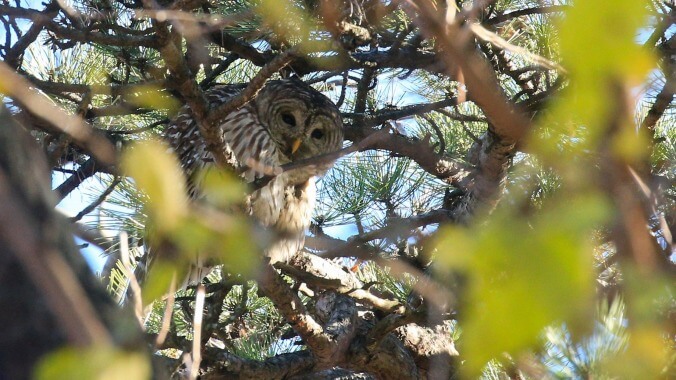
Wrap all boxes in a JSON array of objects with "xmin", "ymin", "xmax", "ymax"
[{"xmin": 165, "ymin": 85, "xmax": 285, "ymax": 225}]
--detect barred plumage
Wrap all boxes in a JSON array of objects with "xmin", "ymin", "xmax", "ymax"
[{"xmin": 165, "ymin": 79, "xmax": 343, "ymax": 277}]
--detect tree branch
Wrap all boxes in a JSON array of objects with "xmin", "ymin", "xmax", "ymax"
[
  {"xmin": 203, "ymin": 350, "xmax": 315, "ymax": 379},
  {"xmin": 55, "ymin": 158, "xmax": 99, "ymax": 199},
  {"xmin": 0, "ymin": 62, "xmax": 118, "ymax": 166},
  {"xmin": 484, "ymin": 5, "xmax": 569, "ymax": 26}
]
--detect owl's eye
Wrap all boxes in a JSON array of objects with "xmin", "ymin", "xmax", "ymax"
[
  {"xmin": 311, "ymin": 128, "xmax": 324, "ymax": 139},
  {"xmin": 281, "ymin": 113, "xmax": 296, "ymax": 126}
]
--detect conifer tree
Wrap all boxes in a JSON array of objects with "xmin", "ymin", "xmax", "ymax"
[{"xmin": 0, "ymin": 0, "xmax": 673, "ymax": 378}]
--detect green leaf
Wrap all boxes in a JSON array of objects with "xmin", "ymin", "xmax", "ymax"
[
  {"xmin": 121, "ymin": 140, "xmax": 188, "ymax": 233},
  {"xmin": 198, "ymin": 168, "xmax": 247, "ymax": 207},
  {"xmin": 35, "ymin": 347, "xmax": 149, "ymax": 380},
  {"xmin": 172, "ymin": 215, "xmax": 257, "ymax": 277},
  {"xmin": 123, "ymin": 84, "xmax": 180, "ymax": 113},
  {"xmin": 535, "ymin": 0, "xmax": 655, "ymax": 158},
  {"xmin": 143, "ymin": 261, "xmax": 181, "ymax": 305},
  {"xmin": 436, "ymin": 194, "xmax": 609, "ymax": 375}
]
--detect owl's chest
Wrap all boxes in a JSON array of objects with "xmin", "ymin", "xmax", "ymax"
[{"xmin": 247, "ymin": 173, "xmax": 315, "ymax": 230}]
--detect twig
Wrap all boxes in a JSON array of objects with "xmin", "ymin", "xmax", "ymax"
[
  {"xmin": 4, "ymin": 2, "xmax": 59, "ymax": 68},
  {"xmin": 250, "ymin": 128, "xmax": 390, "ymax": 190},
  {"xmin": 345, "ymin": 97, "xmax": 459, "ymax": 127},
  {"xmin": 434, "ymin": 108, "xmax": 486, "ymax": 123},
  {"xmin": 103, "ymin": 118, "xmax": 168, "ymax": 135},
  {"xmin": 468, "ymin": 23, "xmax": 566, "ymax": 73},
  {"xmin": 206, "ymin": 49, "xmax": 298, "ymax": 125},
  {"xmin": 320, "ymin": 209, "xmax": 454, "ymax": 259},
  {"xmin": 336, "ymin": 71, "xmax": 349, "ymax": 108},
  {"xmin": 484, "ymin": 5, "xmax": 570, "ymax": 26},
  {"xmin": 190, "ymin": 284, "xmax": 206, "ymax": 379},
  {"xmin": 119, "ymin": 231, "xmax": 144, "ymax": 325},
  {"xmin": 135, "ymin": 9, "xmax": 252, "ymax": 32},
  {"xmin": 0, "ymin": 62, "xmax": 117, "ymax": 166},
  {"xmin": 421, "ymin": 115, "xmax": 446, "ymax": 154},
  {"xmin": 281, "ymin": 128, "xmax": 389, "ymax": 173},
  {"xmin": 346, "ymin": 124, "xmax": 472, "ymax": 186},
  {"xmin": 200, "ymin": 54, "xmax": 239, "ymax": 87},
  {"xmin": 27, "ymin": 74, "xmax": 167, "ymax": 96},
  {"xmin": 435, "ymin": 109, "xmax": 482, "ymax": 143},
  {"xmin": 69, "ymin": 177, "xmax": 121, "ymax": 222}
]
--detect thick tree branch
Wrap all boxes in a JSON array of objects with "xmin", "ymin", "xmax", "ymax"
[
  {"xmin": 55, "ymin": 158, "xmax": 99, "ymax": 199},
  {"xmin": 257, "ymin": 266, "xmax": 328, "ymax": 353},
  {"xmin": 642, "ymin": 84, "xmax": 674, "ymax": 133},
  {"xmin": 279, "ymin": 252, "xmax": 405, "ymax": 314},
  {"xmin": 0, "ymin": 105, "xmax": 143, "ymax": 377},
  {"xmin": 641, "ymin": 61, "xmax": 674, "ymax": 132},
  {"xmin": 203, "ymin": 350, "xmax": 315, "ymax": 379},
  {"xmin": 394, "ymin": 322, "xmax": 458, "ymax": 377}
]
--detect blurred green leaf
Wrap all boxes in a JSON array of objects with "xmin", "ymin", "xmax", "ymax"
[
  {"xmin": 143, "ymin": 261, "xmax": 181, "ymax": 305},
  {"xmin": 536, "ymin": 0, "xmax": 655, "ymax": 158},
  {"xmin": 172, "ymin": 215, "xmax": 257, "ymax": 277},
  {"xmin": 256, "ymin": 0, "xmax": 331, "ymax": 53},
  {"xmin": 559, "ymin": 0, "xmax": 653, "ymax": 81},
  {"xmin": 436, "ymin": 194, "xmax": 609, "ymax": 374},
  {"xmin": 121, "ymin": 140, "xmax": 188, "ymax": 233},
  {"xmin": 198, "ymin": 168, "xmax": 247, "ymax": 207},
  {"xmin": 123, "ymin": 84, "xmax": 180, "ymax": 113},
  {"xmin": 603, "ymin": 326, "xmax": 670, "ymax": 378},
  {"xmin": 35, "ymin": 347, "xmax": 149, "ymax": 380}
]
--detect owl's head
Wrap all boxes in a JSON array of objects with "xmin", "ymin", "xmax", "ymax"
[{"xmin": 253, "ymin": 79, "xmax": 344, "ymax": 176}]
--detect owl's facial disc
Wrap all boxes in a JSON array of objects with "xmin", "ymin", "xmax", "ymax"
[{"xmin": 287, "ymin": 115, "xmax": 339, "ymax": 162}]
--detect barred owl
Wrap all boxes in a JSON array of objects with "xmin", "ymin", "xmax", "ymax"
[{"xmin": 164, "ymin": 79, "xmax": 343, "ymax": 276}]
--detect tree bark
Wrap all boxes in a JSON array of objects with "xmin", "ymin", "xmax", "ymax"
[{"xmin": 0, "ymin": 105, "xmax": 142, "ymax": 378}]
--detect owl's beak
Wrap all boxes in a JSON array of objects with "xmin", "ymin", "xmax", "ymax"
[{"xmin": 291, "ymin": 139, "xmax": 303, "ymax": 155}]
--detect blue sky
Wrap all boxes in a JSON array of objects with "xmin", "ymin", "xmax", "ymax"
[{"xmin": 53, "ymin": 169, "xmax": 109, "ymax": 273}]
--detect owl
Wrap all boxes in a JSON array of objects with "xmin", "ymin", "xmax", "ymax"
[{"xmin": 164, "ymin": 79, "xmax": 343, "ymax": 276}]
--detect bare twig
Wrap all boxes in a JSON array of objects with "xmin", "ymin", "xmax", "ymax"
[
  {"xmin": 345, "ymin": 97, "xmax": 460, "ymax": 127},
  {"xmin": 0, "ymin": 62, "xmax": 117, "ymax": 166},
  {"xmin": 206, "ymin": 49, "xmax": 298, "ymax": 124},
  {"xmin": 119, "ymin": 231, "xmax": 144, "ymax": 324},
  {"xmin": 4, "ymin": 2, "xmax": 59, "ymax": 68},
  {"xmin": 484, "ymin": 5, "xmax": 570, "ymax": 26},
  {"xmin": 103, "ymin": 119, "xmax": 169, "ymax": 135},
  {"xmin": 421, "ymin": 115, "xmax": 446, "ymax": 154},
  {"xmin": 190, "ymin": 284, "xmax": 205, "ymax": 380},
  {"xmin": 469, "ymin": 23, "xmax": 566, "ymax": 73},
  {"xmin": 69, "ymin": 178, "xmax": 121, "ymax": 222}
]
